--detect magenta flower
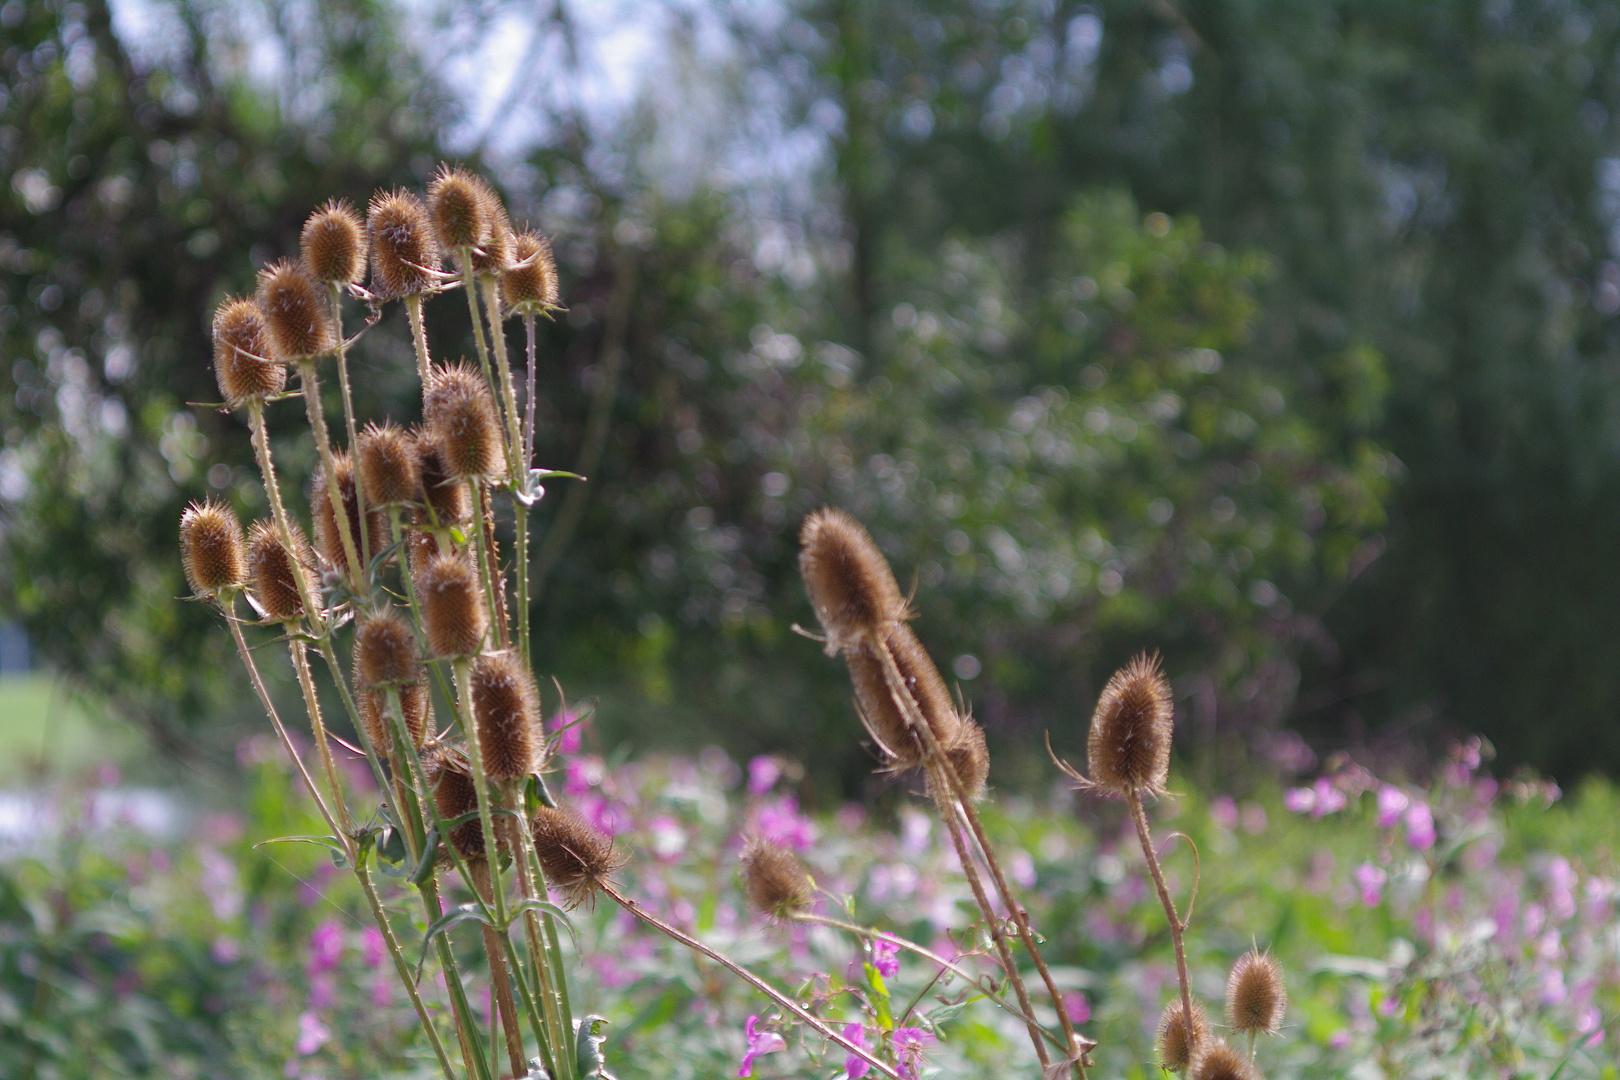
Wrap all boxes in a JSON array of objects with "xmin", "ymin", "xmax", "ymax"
[
  {"xmin": 550, "ymin": 709, "xmax": 583, "ymax": 756},
  {"xmin": 1402, "ymin": 800, "xmax": 1436, "ymax": 851},
  {"xmin": 871, "ymin": 939, "xmax": 899, "ymax": 980},
  {"xmin": 738, "ymin": 1015, "xmax": 785, "ymax": 1077},
  {"xmin": 748, "ymin": 755, "xmax": 782, "ymax": 796},
  {"xmin": 892, "ymin": 1027, "xmax": 935, "ymax": 1080},
  {"xmin": 1353, "ymin": 862, "xmax": 1387, "ymax": 906},
  {"xmin": 1375, "ymin": 785, "xmax": 1408, "ymax": 829},
  {"xmin": 306, "ymin": 919, "xmax": 344, "ymax": 976},
  {"xmin": 842, "ymin": 1021, "xmax": 870, "ymax": 1079},
  {"xmin": 1311, "ymin": 776, "xmax": 1347, "ymax": 817},
  {"xmin": 754, "ymin": 795, "xmax": 816, "ymax": 850},
  {"xmin": 294, "ymin": 1010, "xmax": 330, "ymax": 1055},
  {"xmin": 1283, "ymin": 786, "xmax": 1315, "ymax": 814},
  {"xmin": 361, "ymin": 926, "xmax": 386, "ymax": 969},
  {"xmin": 1062, "ymin": 990, "xmax": 1091, "ymax": 1025}
]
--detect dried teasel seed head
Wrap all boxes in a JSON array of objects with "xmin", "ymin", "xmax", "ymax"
[
  {"xmin": 357, "ymin": 682, "xmax": 428, "ymax": 758},
  {"xmin": 428, "ymin": 165, "xmax": 489, "ymax": 253},
  {"xmin": 531, "ymin": 804, "xmax": 626, "ymax": 910},
  {"xmin": 503, "ymin": 230, "xmax": 559, "ymax": 314},
  {"xmin": 424, "ymin": 363, "xmax": 505, "ymax": 480},
  {"xmin": 353, "ymin": 610, "xmax": 420, "ymax": 689},
  {"xmin": 1085, "ymin": 652, "xmax": 1174, "ymax": 799},
  {"xmin": 929, "ymin": 718, "xmax": 990, "ymax": 807},
  {"xmin": 367, "ymin": 188, "xmax": 441, "ymax": 300},
  {"xmin": 405, "ymin": 524, "xmax": 440, "ymax": 579},
  {"xmin": 180, "ymin": 500, "xmax": 247, "ymax": 596},
  {"xmin": 470, "ymin": 651, "xmax": 543, "ymax": 782},
  {"xmin": 311, "ymin": 452, "xmax": 388, "ymax": 577},
  {"xmin": 1189, "ymin": 1038, "xmax": 1258, "ymax": 1080},
  {"xmin": 431, "ymin": 754, "xmax": 490, "ymax": 859},
  {"xmin": 799, "ymin": 508, "xmax": 908, "ymax": 655},
  {"xmin": 1156, "ymin": 998, "xmax": 1210, "ymax": 1072},
  {"xmin": 246, "ymin": 520, "xmax": 313, "ymax": 622},
  {"xmin": 1226, "ymin": 948, "xmax": 1286, "ymax": 1037},
  {"xmin": 846, "ymin": 623, "xmax": 962, "ymax": 772},
  {"xmin": 300, "ymin": 198, "xmax": 365, "ymax": 284},
  {"xmin": 739, "ymin": 835, "xmax": 814, "ymax": 919},
  {"xmin": 358, "ymin": 422, "xmax": 420, "ymax": 508},
  {"xmin": 256, "ymin": 258, "xmax": 337, "ymax": 361},
  {"xmin": 468, "ymin": 176, "xmax": 513, "ymax": 275},
  {"xmin": 211, "ymin": 297, "xmax": 285, "ymax": 407},
  {"xmin": 416, "ymin": 552, "xmax": 486, "ymax": 658},
  {"xmin": 412, "ymin": 428, "xmax": 473, "ymax": 525}
]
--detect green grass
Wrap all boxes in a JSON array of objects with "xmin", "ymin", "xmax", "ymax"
[{"xmin": 0, "ymin": 674, "xmax": 138, "ymax": 785}]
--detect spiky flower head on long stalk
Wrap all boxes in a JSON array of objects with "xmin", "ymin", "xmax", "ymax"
[
  {"xmin": 246, "ymin": 520, "xmax": 312, "ymax": 623},
  {"xmin": 503, "ymin": 230, "xmax": 560, "ymax": 315},
  {"xmin": 739, "ymin": 836, "xmax": 814, "ymax": 919},
  {"xmin": 367, "ymin": 189, "xmax": 441, "ymax": 300},
  {"xmin": 357, "ymin": 422, "xmax": 420, "ymax": 508},
  {"xmin": 412, "ymin": 429, "xmax": 473, "ymax": 525},
  {"xmin": 424, "ymin": 363, "xmax": 505, "ymax": 481},
  {"xmin": 1189, "ymin": 1039, "xmax": 1258, "ymax": 1080},
  {"xmin": 180, "ymin": 500, "xmax": 246, "ymax": 597},
  {"xmin": 466, "ymin": 176, "xmax": 512, "ymax": 275},
  {"xmin": 531, "ymin": 804, "xmax": 626, "ymax": 910},
  {"xmin": 311, "ymin": 451, "xmax": 386, "ymax": 576},
  {"xmin": 470, "ymin": 651, "xmax": 543, "ymax": 782},
  {"xmin": 301, "ymin": 198, "xmax": 366, "ymax": 285},
  {"xmin": 1083, "ymin": 652, "xmax": 1174, "ymax": 799},
  {"xmin": 354, "ymin": 610, "xmax": 420, "ymax": 689},
  {"xmin": 256, "ymin": 259, "xmax": 336, "ymax": 361},
  {"xmin": 416, "ymin": 552, "xmax": 485, "ymax": 658},
  {"xmin": 358, "ymin": 682, "xmax": 428, "ymax": 758},
  {"xmin": 928, "ymin": 718, "xmax": 990, "ymax": 807},
  {"xmin": 211, "ymin": 297, "xmax": 285, "ymax": 408},
  {"xmin": 1225, "ymin": 948, "xmax": 1286, "ymax": 1038},
  {"xmin": 845, "ymin": 623, "xmax": 961, "ymax": 772},
  {"xmin": 429, "ymin": 751, "xmax": 490, "ymax": 859},
  {"xmin": 1155, "ymin": 998, "xmax": 1209, "ymax": 1072},
  {"xmin": 798, "ymin": 508, "xmax": 908, "ymax": 655},
  {"xmin": 428, "ymin": 165, "xmax": 489, "ymax": 254}
]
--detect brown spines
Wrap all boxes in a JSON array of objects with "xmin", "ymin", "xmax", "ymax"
[
  {"xmin": 1085, "ymin": 652, "xmax": 1174, "ymax": 799},
  {"xmin": 211, "ymin": 297, "xmax": 285, "ymax": 407},
  {"xmin": 424, "ymin": 363, "xmax": 504, "ymax": 480},
  {"xmin": 470, "ymin": 652, "xmax": 542, "ymax": 782},
  {"xmin": 180, "ymin": 500, "xmax": 247, "ymax": 597},
  {"xmin": 416, "ymin": 552, "xmax": 486, "ymax": 658},
  {"xmin": 256, "ymin": 258, "xmax": 337, "ymax": 361},
  {"xmin": 468, "ymin": 177, "xmax": 512, "ymax": 275},
  {"xmin": 1156, "ymin": 998, "xmax": 1210, "ymax": 1072},
  {"xmin": 1189, "ymin": 1039, "xmax": 1258, "ymax": 1080},
  {"xmin": 799, "ymin": 508, "xmax": 907, "ymax": 655},
  {"xmin": 1225, "ymin": 948, "xmax": 1286, "ymax": 1038},
  {"xmin": 929, "ymin": 719, "xmax": 990, "ymax": 806},
  {"xmin": 428, "ymin": 165, "xmax": 489, "ymax": 253},
  {"xmin": 430, "ymin": 753, "xmax": 489, "ymax": 859},
  {"xmin": 739, "ymin": 835, "xmax": 814, "ymax": 919},
  {"xmin": 367, "ymin": 189, "xmax": 441, "ymax": 300},
  {"xmin": 311, "ymin": 451, "xmax": 387, "ymax": 576},
  {"xmin": 353, "ymin": 610, "xmax": 419, "ymax": 689},
  {"xmin": 503, "ymin": 230, "xmax": 560, "ymax": 314},
  {"xmin": 848, "ymin": 623, "xmax": 961, "ymax": 771},
  {"xmin": 413, "ymin": 429, "xmax": 473, "ymax": 525},
  {"xmin": 357, "ymin": 422, "xmax": 420, "ymax": 508},
  {"xmin": 358, "ymin": 681, "xmax": 428, "ymax": 758},
  {"xmin": 530, "ymin": 804, "xmax": 625, "ymax": 909},
  {"xmin": 300, "ymin": 198, "xmax": 365, "ymax": 285},
  {"xmin": 246, "ymin": 520, "xmax": 312, "ymax": 622}
]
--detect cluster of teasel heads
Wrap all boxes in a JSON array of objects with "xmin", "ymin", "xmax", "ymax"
[{"xmin": 180, "ymin": 169, "xmax": 1290, "ymax": 1079}]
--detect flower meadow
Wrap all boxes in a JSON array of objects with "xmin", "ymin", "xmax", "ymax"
[{"xmin": 1, "ymin": 732, "xmax": 1616, "ymax": 1079}]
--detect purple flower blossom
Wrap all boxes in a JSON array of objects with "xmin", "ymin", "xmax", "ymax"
[
  {"xmin": 892, "ymin": 1026, "xmax": 935, "ymax": 1080},
  {"xmin": 306, "ymin": 919, "xmax": 344, "ymax": 976},
  {"xmin": 748, "ymin": 755, "xmax": 782, "ymax": 796},
  {"xmin": 294, "ymin": 1011, "xmax": 330, "ymax": 1055},
  {"xmin": 1312, "ymin": 776, "xmax": 1348, "ymax": 817},
  {"xmin": 1354, "ymin": 862, "xmax": 1387, "ymax": 907},
  {"xmin": 843, "ymin": 1022, "xmax": 869, "ymax": 1079},
  {"xmin": 1283, "ymin": 786, "xmax": 1316, "ymax": 815},
  {"xmin": 1376, "ymin": 785, "xmax": 1409, "ymax": 829},
  {"xmin": 361, "ymin": 926, "xmax": 385, "ymax": 969},
  {"xmin": 871, "ymin": 939, "xmax": 900, "ymax": 979},
  {"xmin": 754, "ymin": 795, "xmax": 816, "ymax": 851},
  {"xmin": 1403, "ymin": 800, "xmax": 1436, "ymax": 851},
  {"xmin": 1328, "ymin": 1028, "xmax": 1351, "ymax": 1050},
  {"xmin": 1210, "ymin": 796, "xmax": 1239, "ymax": 831},
  {"xmin": 550, "ymin": 709, "xmax": 583, "ymax": 756},
  {"xmin": 738, "ymin": 1015, "xmax": 786, "ymax": 1077},
  {"xmin": 1063, "ymin": 990, "xmax": 1091, "ymax": 1025}
]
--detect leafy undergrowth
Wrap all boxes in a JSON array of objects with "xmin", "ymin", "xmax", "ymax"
[{"xmin": 2, "ymin": 736, "xmax": 1616, "ymax": 1080}]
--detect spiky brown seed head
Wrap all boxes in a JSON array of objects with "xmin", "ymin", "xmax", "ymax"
[
  {"xmin": 256, "ymin": 258, "xmax": 336, "ymax": 361},
  {"xmin": 300, "ymin": 199, "xmax": 365, "ymax": 284},
  {"xmin": 467, "ymin": 176, "xmax": 513, "ymax": 274},
  {"xmin": 353, "ymin": 610, "xmax": 420, "ymax": 689},
  {"xmin": 1189, "ymin": 1039, "xmax": 1258, "ymax": 1080},
  {"xmin": 531, "ymin": 804, "xmax": 626, "ymax": 909},
  {"xmin": 211, "ymin": 297, "xmax": 285, "ymax": 407},
  {"xmin": 180, "ymin": 500, "xmax": 247, "ymax": 597},
  {"xmin": 846, "ymin": 623, "xmax": 962, "ymax": 771},
  {"xmin": 428, "ymin": 165, "xmax": 489, "ymax": 253},
  {"xmin": 357, "ymin": 422, "xmax": 420, "ymax": 508},
  {"xmin": 1156, "ymin": 999, "xmax": 1210, "ymax": 1072},
  {"xmin": 246, "ymin": 520, "xmax": 312, "ymax": 622},
  {"xmin": 416, "ymin": 552, "xmax": 485, "ymax": 657},
  {"xmin": 412, "ymin": 429, "xmax": 473, "ymax": 525},
  {"xmin": 739, "ymin": 835, "xmax": 814, "ymax": 919},
  {"xmin": 799, "ymin": 508, "xmax": 908, "ymax": 655},
  {"xmin": 358, "ymin": 682, "xmax": 428, "ymax": 757},
  {"xmin": 367, "ymin": 188, "xmax": 441, "ymax": 300},
  {"xmin": 929, "ymin": 719, "xmax": 990, "ymax": 807},
  {"xmin": 431, "ymin": 755, "xmax": 490, "ymax": 858},
  {"xmin": 1226, "ymin": 948, "xmax": 1286, "ymax": 1037},
  {"xmin": 405, "ymin": 524, "xmax": 440, "ymax": 579},
  {"xmin": 503, "ymin": 230, "xmax": 560, "ymax": 314},
  {"xmin": 311, "ymin": 452, "xmax": 388, "ymax": 577},
  {"xmin": 424, "ymin": 363, "xmax": 504, "ymax": 480},
  {"xmin": 1085, "ymin": 652, "xmax": 1174, "ymax": 799},
  {"xmin": 470, "ymin": 652, "xmax": 542, "ymax": 782}
]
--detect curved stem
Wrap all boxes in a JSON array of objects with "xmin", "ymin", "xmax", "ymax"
[{"xmin": 1127, "ymin": 787, "xmax": 1194, "ymax": 1054}]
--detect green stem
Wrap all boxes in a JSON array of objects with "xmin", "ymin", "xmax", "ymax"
[
  {"xmin": 245, "ymin": 402, "xmax": 323, "ymax": 635},
  {"xmin": 329, "ymin": 282, "xmax": 371, "ymax": 573},
  {"xmin": 407, "ymin": 292, "xmax": 432, "ymax": 384},
  {"xmin": 479, "ymin": 274, "xmax": 526, "ymax": 483},
  {"xmin": 1128, "ymin": 787, "xmax": 1195, "ymax": 1061},
  {"xmin": 296, "ymin": 357, "xmax": 363, "ymax": 587},
  {"xmin": 355, "ymin": 858, "xmax": 460, "ymax": 1080}
]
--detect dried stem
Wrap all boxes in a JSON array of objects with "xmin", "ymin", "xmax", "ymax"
[
  {"xmin": 328, "ymin": 283, "xmax": 371, "ymax": 572},
  {"xmin": 407, "ymin": 292, "xmax": 432, "ymax": 385},
  {"xmin": 296, "ymin": 357, "xmax": 363, "ymax": 587},
  {"xmin": 1127, "ymin": 787, "xmax": 1195, "ymax": 1053},
  {"xmin": 245, "ymin": 402, "xmax": 323, "ymax": 632},
  {"xmin": 470, "ymin": 859, "xmax": 528, "ymax": 1080},
  {"xmin": 287, "ymin": 637, "xmax": 356, "ymax": 838}
]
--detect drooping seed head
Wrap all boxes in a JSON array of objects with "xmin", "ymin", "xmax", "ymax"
[
  {"xmin": 1189, "ymin": 1038, "xmax": 1258, "ymax": 1080},
  {"xmin": 358, "ymin": 681, "xmax": 428, "ymax": 758},
  {"xmin": 1156, "ymin": 998, "xmax": 1210, "ymax": 1072},
  {"xmin": 846, "ymin": 623, "xmax": 962, "ymax": 772},
  {"xmin": 799, "ymin": 508, "xmax": 908, "ymax": 655},
  {"xmin": 211, "ymin": 297, "xmax": 285, "ymax": 407},
  {"xmin": 503, "ymin": 230, "xmax": 560, "ymax": 314},
  {"xmin": 531, "ymin": 804, "xmax": 626, "ymax": 909},
  {"xmin": 1226, "ymin": 948, "xmax": 1286, "ymax": 1038},
  {"xmin": 300, "ymin": 198, "xmax": 365, "ymax": 284},
  {"xmin": 929, "ymin": 718, "xmax": 990, "ymax": 807},
  {"xmin": 256, "ymin": 258, "xmax": 337, "ymax": 361},
  {"xmin": 353, "ymin": 610, "xmax": 420, "ymax": 689},
  {"xmin": 412, "ymin": 429, "xmax": 473, "ymax": 525},
  {"xmin": 246, "ymin": 520, "xmax": 313, "ymax": 622},
  {"xmin": 428, "ymin": 165, "xmax": 489, "ymax": 253},
  {"xmin": 416, "ymin": 552, "xmax": 485, "ymax": 658},
  {"xmin": 470, "ymin": 651, "xmax": 542, "ymax": 782},
  {"xmin": 424, "ymin": 363, "xmax": 504, "ymax": 480},
  {"xmin": 1085, "ymin": 652, "xmax": 1174, "ymax": 799},
  {"xmin": 431, "ymin": 753, "xmax": 490, "ymax": 859},
  {"xmin": 739, "ymin": 835, "xmax": 814, "ymax": 919},
  {"xmin": 367, "ymin": 188, "xmax": 441, "ymax": 300},
  {"xmin": 358, "ymin": 421, "xmax": 420, "ymax": 508},
  {"xmin": 311, "ymin": 451, "xmax": 387, "ymax": 578},
  {"xmin": 180, "ymin": 500, "xmax": 247, "ymax": 597},
  {"xmin": 467, "ymin": 176, "xmax": 513, "ymax": 275}
]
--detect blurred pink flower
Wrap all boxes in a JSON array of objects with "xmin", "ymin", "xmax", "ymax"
[
  {"xmin": 306, "ymin": 919, "xmax": 345, "ymax": 976},
  {"xmin": 843, "ymin": 1022, "xmax": 869, "ymax": 1079},
  {"xmin": 550, "ymin": 709, "xmax": 583, "ymax": 756},
  {"xmin": 361, "ymin": 926, "xmax": 385, "ymax": 969},
  {"xmin": 892, "ymin": 1026, "xmax": 934, "ymax": 1079},
  {"xmin": 748, "ymin": 755, "xmax": 782, "ymax": 796},
  {"xmin": 871, "ymin": 939, "xmax": 899, "ymax": 979},
  {"xmin": 1210, "ymin": 796, "xmax": 1239, "ymax": 831},
  {"xmin": 1328, "ymin": 1028, "xmax": 1351, "ymax": 1050},
  {"xmin": 1240, "ymin": 801, "xmax": 1269, "ymax": 834},
  {"xmin": 294, "ymin": 1011, "xmax": 330, "ymax": 1055},
  {"xmin": 738, "ymin": 1015, "xmax": 785, "ymax": 1077},
  {"xmin": 1283, "ymin": 786, "xmax": 1315, "ymax": 815},
  {"xmin": 1312, "ymin": 776, "xmax": 1347, "ymax": 817},
  {"xmin": 1375, "ymin": 786, "xmax": 1409, "ymax": 829},
  {"xmin": 1353, "ymin": 862, "xmax": 1387, "ymax": 907},
  {"xmin": 1063, "ymin": 990, "xmax": 1091, "ymax": 1025},
  {"xmin": 1402, "ymin": 800, "xmax": 1436, "ymax": 851},
  {"xmin": 754, "ymin": 795, "xmax": 816, "ymax": 851}
]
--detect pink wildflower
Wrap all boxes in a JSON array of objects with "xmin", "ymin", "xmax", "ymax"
[
  {"xmin": 871, "ymin": 939, "xmax": 899, "ymax": 979},
  {"xmin": 1353, "ymin": 862, "xmax": 1387, "ymax": 907},
  {"xmin": 738, "ymin": 1015, "xmax": 786, "ymax": 1077},
  {"xmin": 550, "ymin": 709, "xmax": 583, "ymax": 755},
  {"xmin": 1063, "ymin": 990, "xmax": 1091, "ymax": 1024},
  {"xmin": 306, "ymin": 919, "xmax": 344, "ymax": 976},
  {"xmin": 748, "ymin": 755, "xmax": 782, "ymax": 796},
  {"xmin": 1375, "ymin": 785, "xmax": 1408, "ymax": 829},
  {"xmin": 1403, "ymin": 800, "xmax": 1436, "ymax": 851},
  {"xmin": 892, "ymin": 1026, "xmax": 934, "ymax": 1079},
  {"xmin": 843, "ymin": 1022, "xmax": 870, "ymax": 1079},
  {"xmin": 294, "ymin": 1011, "xmax": 330, "ymax": 1055},
  {"xmin": 1283, "ymin": 786, "xmax": 1315, "ymax": 814}
]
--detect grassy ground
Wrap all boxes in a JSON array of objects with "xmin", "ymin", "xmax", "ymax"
[{"xmin": 0, "ymin": 674, "xmax": 138, "ymax": 785}]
